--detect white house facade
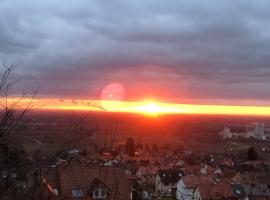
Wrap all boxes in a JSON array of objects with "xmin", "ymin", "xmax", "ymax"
[{"xmin": 176, "ymin": 179, "xmax": 201, "ymax": 200}]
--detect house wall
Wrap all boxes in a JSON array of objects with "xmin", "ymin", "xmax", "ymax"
[
  {"xmin": 176, "ymin": 180, "xmax": 201, "ymax": 200},
  {"xmin": 145, "ymin": 174, "xmax": 156, "ymax": 186},
  {"xmin": 155, "ymin": 175, "xmax": 175, "ymax": 195}
]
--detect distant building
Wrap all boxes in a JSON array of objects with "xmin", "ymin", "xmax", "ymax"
[
  {"xmin": 219, "ymin": 127, "xmax": 233, "ymax": 139},
  {"xmin": 219, "ymin": 123, "xmax": 268, "ymax": 140}
]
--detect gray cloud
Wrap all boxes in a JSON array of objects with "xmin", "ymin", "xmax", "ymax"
[{"xmin": 1, "ymin": 0, "xmax": 270, "ymax": 104}]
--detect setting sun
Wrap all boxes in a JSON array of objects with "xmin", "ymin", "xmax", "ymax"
[{"xmin": 135, "ymin": 102, "xmax": 162, "ymax": 115}]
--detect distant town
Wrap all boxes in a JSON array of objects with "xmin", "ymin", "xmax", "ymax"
[
  {"xmin": 219, "ymin": 123, "xmax": 270, "ymax": 141},
  {"xmin": 2, "ymin": 112, "xmax": 270, "ymax": 200}
]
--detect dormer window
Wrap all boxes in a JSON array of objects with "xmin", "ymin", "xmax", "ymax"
[
  {"xmin": 94, "ymin": 190, "xmax": 99, "ymax": 197},
  {"xmin": 93, "ymin": 186, "xmax": 107, "ymax": 199},
  {"xmin": 235, "ymin": 189, "xmax": 241, "ymax": 195},
  {"xmin": 52, "ymin": 188, "xmax": 58, "ymax": 196},
  {"xmin": 72, "ymin": 189, "xmax": 83, "ymax": 197},
  {"xmin": 101, "ymin": 189, "xmax": 106, "ymax": 196}
]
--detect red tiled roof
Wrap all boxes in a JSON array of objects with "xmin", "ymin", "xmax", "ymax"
[
  {"xmin": 122, "ymin": 154, "xmax": 153, "ymax": 162},
  {"xmin": 182, "ymin": 176, "xmax": 213, "ymax": 187},
  {"xmin": 198, "ymin": 184, "xmax": 233, "ymax": 199},
  {"xmin": 137, "ymin": 166, "xmax": 159, "ymax": 176},
  {"xmin": 43, "ymin": 163, "xmax": 133, "ymax": 200}
]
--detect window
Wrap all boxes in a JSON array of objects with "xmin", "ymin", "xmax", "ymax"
[
  {"xmin": 2, "ymin": 170, "xmax": 7, "ymax": 178},
  {"xmin": 100, "ymin": 189, "xmax": 106, "ymax": 197},
  {"xmin": 94, "ymin": 190, "xmax": 99, "ymax": 197},
  {"xmin": 235, "ymin": 189, "xmax": 241, "ymax": 195},
  {"xmin": 72, "ymin": 189, "xmax": 83, "ymax": 197},
  {"xmin": 10, "ymin": 172, "xmax": 17, "ymax": 178},
  {"xmin": 93, "ymin": 187, "xmax": 107, "ymax": 199},
  {"xmin": 52, "ymin": 188, "xmax": 58, "ymax": 196}
]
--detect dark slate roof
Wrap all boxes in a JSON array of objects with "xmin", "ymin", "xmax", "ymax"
[{"xmin": 234, "ymin": 163, "xmax": 255, "ymax": 174}]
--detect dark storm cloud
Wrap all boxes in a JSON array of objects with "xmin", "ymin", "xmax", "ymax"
[{"xmin": 1, "ymin": 0, "xmax": 270, "ymax": 104}]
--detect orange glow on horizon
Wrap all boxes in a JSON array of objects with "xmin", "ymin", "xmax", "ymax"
[
  {"xmin": 2, "ymin": 97, "xmax": 270, "ymax": 116},
  {"xmin": 0, "ymin": 98, "xmax": 270, "ymax": 116}
]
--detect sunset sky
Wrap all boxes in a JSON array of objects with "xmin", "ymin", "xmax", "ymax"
[{"xmin": 1, "ymin": 1, "xmax": 270, "ymax": 113}]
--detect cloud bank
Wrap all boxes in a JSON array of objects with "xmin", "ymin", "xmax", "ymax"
[{"xmin": 1, "ymin": 0, "xmax": 270, "ymax": 105}]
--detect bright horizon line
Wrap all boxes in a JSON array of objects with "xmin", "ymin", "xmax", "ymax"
[{"xmin": 3, "ymin": 97, "xmax": 270, "ymax": 116}]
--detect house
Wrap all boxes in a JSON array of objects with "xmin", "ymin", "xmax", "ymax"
[
  {"xmin": 244, "ymin": 160, "xmax": 269, "ymax": 172},
  {"xmin": 231, "ymin": 184, "xmax": 248, "ymax": 200},
  {"xmin": 39, "ymin": 163, "xmax": 135, "ymax": 200},
  {"xmin": 136, "ymin": 165, "xmax": 159, "ymax": 187},
  {"xmin": 155, "ymin": 169, "xmax": 183, "ymax": 196},
  {"xmin": 200, "ymin": 164, "xmax": 208, "ymax": 176},
  {"xmin": 232, "ymin": 171, "xmax": 270, "ymax": 199},
  {"xmin": 233, "ymin": 172, "xmax": 270, "ymax": 184},
  {"xmin": 243, "ymin": 183, "xmax": 270, "ymax": 199},
  {"xmin": 177, "ymin": 176, "xmax": 248, "ymax": 200},
  {"xmin": 176, "ymin": 179, "xmax": 201, "ymax": 200},
  {"xmin": 176, "ymin": 176, "xmax": 211, "ymax": 200}
]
